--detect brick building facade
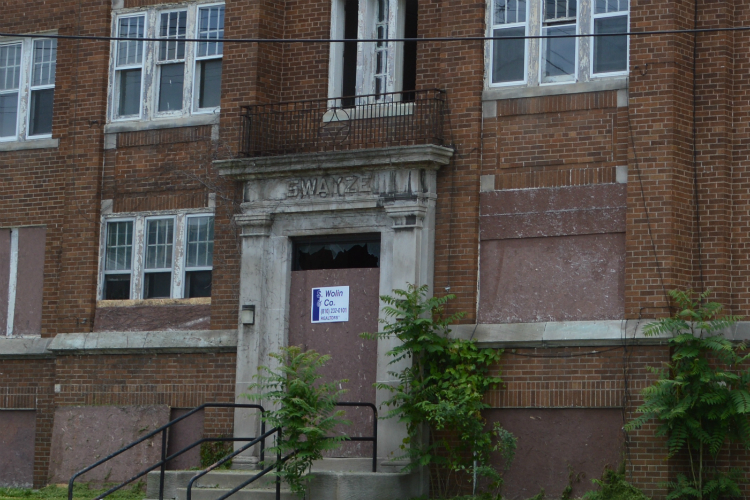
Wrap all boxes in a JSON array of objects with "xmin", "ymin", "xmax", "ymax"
[{"xmin": 1, "ymin": 0, "xmax": 749, "ymax": 497}]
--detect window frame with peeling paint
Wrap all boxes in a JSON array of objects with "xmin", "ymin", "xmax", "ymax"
[{"xmin": 98, "ymin": 211, "xmax": 215, "ymax": 301}]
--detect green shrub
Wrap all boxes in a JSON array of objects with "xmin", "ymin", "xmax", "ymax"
[
  {"xmin": 199, "ymin": 439, "xmax": 233, "ymax": 469},
  {"xmin": 364, "ymin": 284, "xmax": 516, "ymax": 499},
  {"xmin": 581, "ymin": 468, "xmax": 650, "ymax": 500},
  {"xmin": 245, "ymin": 346, "xmax": 350, "ymax": 497},
  {"xmin": 625, "ymin": 289, "xmax": 750, "ymax": 500}
]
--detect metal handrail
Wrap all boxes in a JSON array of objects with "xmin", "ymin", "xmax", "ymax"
[
  {"xmin": 185, "ymin": 402, "xmax": 378, "ymax": 500},
  {"xmin": 67, "ymin": 403, "xmax": 265, "ymax": 500}
]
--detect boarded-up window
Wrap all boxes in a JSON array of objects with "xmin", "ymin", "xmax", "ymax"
[{"xmin": 0, "ymin": 227, "xmax": 46, "ymax": 337}]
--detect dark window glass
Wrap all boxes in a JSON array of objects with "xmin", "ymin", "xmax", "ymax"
[
  {"xmin": 341, "ymin": 0, "xmax": 359, "ymax": 107},
  {"xmin": 492, "ymin": 27, "xmax": 525, "ymax": 83},
  {"xmin": 185, "ymin": 270, "xmax": 212, "ymax": 298},
  {"xmin": 198, "ymin": 59, "xmax": 222, "ymax": 108},
  {"xmin": 105, "ymin": 275, "xmax": 131, "ymax": 300},
  {"xmin": 594, "ymin": 16, "xmax": 627, "ymax": 74},
  {"xmin": 158, "ymin": 63, "xmax": 184, "ymax": 112},
  {"xmin": 293, "ymin": 235, "xmax": 380, "ymax": 271},
  {"xmin": 118, "ymin": 69, "xmax": 141, "ymax": 116},
  {"xmin": 29, "ymin": 88, "xmax": 54, "ymax": 135},
  {"xmin": 144, "ymin": 272, "xmax": 171, "ymax": 298}
]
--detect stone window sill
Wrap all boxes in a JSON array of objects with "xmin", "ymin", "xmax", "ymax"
[
  {"xmin": 482, "ymin": 77, "xmax": 628, "ymax": 102},
  {"xmin": 0, "ymin": 138, "xmax": 59, "ymax": 152},
  {"xmin": 103, "ymin": 113, "xmax": 220, "ymax": 135},
  {"xmin": 97, "ymin": 297, "xmax": 211, "ymax": 308}
]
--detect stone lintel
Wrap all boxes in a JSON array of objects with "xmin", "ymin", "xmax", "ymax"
[
  {"xmin": 46, "ymin": 329, "xmax": 238, "ymax": 355},
  {"xmin": 215, "ymin": 144, "xmax": 454, "ymax": 180}
]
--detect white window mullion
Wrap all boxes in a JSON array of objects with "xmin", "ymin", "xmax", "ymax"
[
  {"xmin": 6, "ymin": 229, "xmax": 19, "ymax": 337},
  {"xmin": 132, "ymin": 216, "xmax": 145, "ymax": 300},
  {"xmin": 172, "ymin": 213, "xmax": 186, "ymax": 299}
]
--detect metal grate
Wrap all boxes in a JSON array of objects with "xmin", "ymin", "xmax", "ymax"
[{"xmin": 238, "ymin": 89, "xmax": 446, "ymax": 158}]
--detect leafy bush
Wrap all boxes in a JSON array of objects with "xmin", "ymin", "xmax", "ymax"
[
  {"xmin": 245, "ymin": 346, "xmax": 350, "ymax": 497},
  {"xmin": 625, "ymin": 289, "xmax": 750, "ymax": 500},
  {"xmin": 581, "ymin": 468, "xmax": 650, "ymax": 500},
  {"xmin": 199, "ymin": 439, "xmax": 232, "ymax": 469},
  {"xmin": 364, "ymin": 284, "xmax": 516, "ymax": 499}
]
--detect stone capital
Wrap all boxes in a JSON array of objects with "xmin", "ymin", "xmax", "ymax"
[{"xmin": 235, "ymin": 214, "xmax": 274, "ymax": 237}]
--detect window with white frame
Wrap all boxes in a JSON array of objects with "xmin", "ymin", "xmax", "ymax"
[
  {"xmin": 488, "ymin": 0, "xmax": 628, "ymax": 88},
  {"xmin": 100, "ymin": 213, "xmax": 214, "ymax": 300},
  {"xmin": 328, "ymin": 0, "xmax": 418, "ymax": 104},
  {"xmin": 0, "ymin": 38, "xmax": 57, "ymax": 141},
  {"xmin": 110, "ymin": 3, "xmax": 224, "ymax": 122}
]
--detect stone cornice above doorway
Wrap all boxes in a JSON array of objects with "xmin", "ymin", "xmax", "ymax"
[{"xmin": 214, "ymin": 144, "xmax": 454, "ymax": 181}]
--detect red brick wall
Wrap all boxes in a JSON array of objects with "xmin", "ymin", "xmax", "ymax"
[{"xmin": 53, "ymin": 353, "xmax": 237, "ymax": 438}]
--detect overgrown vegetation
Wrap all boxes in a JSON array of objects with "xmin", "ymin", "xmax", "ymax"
[
  {"xmin": 364, "ymin": 284, "xmax": 517, "ymax": 499},
  {"xmin": 625, "ymin": 289, "xmax": 750, "ymax": 500},
  {"xmin": 0, "ymin": 484, "xmax": 144, "ymax": 500},
  {"xmin": 245, "ymin": 346, "xmax": 350, "ymax": 497},
  {"xmin": 581, "ymin": 466, "xmax": 650, "ymax": 500},
  {"xmin": 199, "ymin": 439, "xmax": 233, "ymax": 469}
]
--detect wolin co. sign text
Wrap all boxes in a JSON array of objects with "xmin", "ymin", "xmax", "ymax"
[{"xmin": 311, "ymin": 286, "xmax": 350, "ymax": 323}]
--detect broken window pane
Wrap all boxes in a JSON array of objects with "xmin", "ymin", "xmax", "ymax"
[{"xmin": 293, "ymin": 235, "xmax": 381, "ymax": 271}]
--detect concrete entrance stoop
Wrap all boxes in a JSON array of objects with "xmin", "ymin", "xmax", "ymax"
[{"xmin": 145, "ymin": 459, "xmax": 426, "ymax": 500}]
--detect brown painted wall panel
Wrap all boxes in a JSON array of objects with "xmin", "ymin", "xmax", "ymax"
[
  {"xmin": 288, "ymin": 268, "xmax": 379, "ymax": 458},
  {"xmin": 487, "ymin": 409, "xmax": 624, "ymax": 500},
  {"xmin": 48, "ymin": 405, "xmax": 171, "ymax": 484},
  {"xmin": 0, "ymin": 410, "xmax": 36, "ymax": 487},
  {"xmin": 14, "ymin": 227, "xmax": 46, "ymax": 336},
  {"xmin": 479, "ymin": 234, "xmax": 626, "ymax": 323},
  {"xmin": 0, "ymin": 229, "xmax": 10, "ymax": 335},
  {"xmin": 93, "ymin": 304, "xmax": 211, "ymax": 332},
  {"xmin": 479, "ymin": 185, "xmax": 627, "ymax": 240},
  {"xmin": 167, "ymin": 408, "xmax": 204, "ymax": 470}
]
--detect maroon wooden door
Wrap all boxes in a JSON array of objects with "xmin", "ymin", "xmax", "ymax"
[{"xmin": 288, "ymin": 267, "xmax": 380, "ymax": 458}]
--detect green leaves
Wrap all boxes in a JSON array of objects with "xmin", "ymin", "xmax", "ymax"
[
  {"xmin": 244, "ymin": 346, "xmax": 350, "ymax": 497},
  {"xmin": 364, "ymin": 284, "xmax": 516, "ymax": 499},
  {"xmin": 626, "ymin": 289, "xmax": 750, "ymax": 500}
]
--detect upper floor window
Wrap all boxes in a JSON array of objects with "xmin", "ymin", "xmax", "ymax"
[
  {"xmin": 100, "ymin": 212, "xmax": 214, "ymax": 300},
  {"xmin": 110, "ymin": 3, "xmax": 224, "ymax": 122},
  {"xmin": 488, "ymin": 0, "xmax": 628, "ymax": 88},
  {"xmin": 0, "ymin": 38, "xmax": 57, "ymax": 142},
  {"xmin": 328, "ymin": 0, "xmax": 418, "ymax": 105}
]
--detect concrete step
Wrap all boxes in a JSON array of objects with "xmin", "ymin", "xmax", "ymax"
[{"xmin": 175, "ymin": 486, "xmax": 295, "ymax": 500}]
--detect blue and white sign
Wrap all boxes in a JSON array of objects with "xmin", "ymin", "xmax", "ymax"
[{"xmin": 311, "ymin": 286, "xmax": 350, "ymax": 323}]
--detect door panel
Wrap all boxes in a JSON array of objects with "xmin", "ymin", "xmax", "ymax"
[{"xmin": 288, "ymin": 267, "xmax": 379, "ymax": 457}]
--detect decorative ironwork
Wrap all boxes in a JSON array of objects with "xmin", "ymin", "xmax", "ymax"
[{"xmin": 239, "ymin": 89, "xmax": 446, "ymax": 158}]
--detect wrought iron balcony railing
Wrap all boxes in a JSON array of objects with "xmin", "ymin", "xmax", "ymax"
[{"xmin": 238, "ymin": 89, "xmax": 446, "ymax": 158}]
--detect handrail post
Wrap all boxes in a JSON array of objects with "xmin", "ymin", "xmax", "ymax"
[
  {"xmin": 159, "ymin": 428, "xmax": 167, "ymax": 500},
  {"xmin": 276, "ymin": 429, "xmax": 282, "ymax": 500},
  {"xmin": 260, "ymin": 419, "xmax": 266, "ymax": 466}
]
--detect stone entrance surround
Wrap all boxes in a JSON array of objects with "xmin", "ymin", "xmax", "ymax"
[{"xmin": 216, "ymin": 144, "xmax": 454, "ymax": 468}]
